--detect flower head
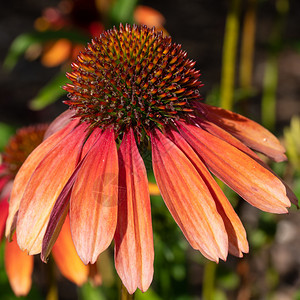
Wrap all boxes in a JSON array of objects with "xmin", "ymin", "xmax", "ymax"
[
  {"xmin": 63, "ymin": 24, "xmax": 201, "ymax": 140},
  {"xmin": 6, "ymin": 24, "xmax": 297, "ymax": 294},
  {"xmin": 1, "ymin": 125, "xmax": 90, "ymax": 296}
]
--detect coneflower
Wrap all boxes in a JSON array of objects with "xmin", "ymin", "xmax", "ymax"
[{"xmin": 6, "ymin": 24, "xmax": 297, "ymax": 294}]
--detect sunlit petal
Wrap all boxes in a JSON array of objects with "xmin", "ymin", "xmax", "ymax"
[
  {"xmin": 178, "ymin": 121, "xmax": 291, "ymax": 213},
  {"xmin": 197, "ymin": 119, "xmax": 298, "ymax": 208},
  {"xmin": 200, "ymin": 103, "xmax": 287, "ymax": 162},
  {"xmin": 5, "ymin": 235, "xmax": 34, "ymax": 296},
  {"xmin": 41, "ymin": 128, "xmax": 102, "ymax": 262},
  {"xmin": 6, "ymin": 119, "xmax": 80, "ymax": 239},
  {"xmin": 151, "ymin": 128, "xmax": 228, "ymax": 262},
  {"xmin": 197, "ymin": 118, "xmax": 260, "ymax": 161},
  {"xmin": 52, "ymin": 215, "xmax": 89, "ymax": 286},
  {"xmin": 168, "ymin": 129, "xmax": 249, "ymax": 257},
  {"xmin": 16, "ymin": 123, "xmax": 88, "ymax": 254},
  {"xmin": 70, "ymin": 129, "xmax": 118, "ymax": 264},
  {"xmin": 115, "ymin": 129, "xmax": 154, "ymax": 293}
]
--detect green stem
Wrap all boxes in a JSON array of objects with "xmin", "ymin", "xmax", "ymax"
[
  {"xmin": 261, "ymin": 0, "xmax": 289, "ymax": 131},
  {"xmin": 202, "ymin": 260, "xmax": 217, "ymax": 300},
  {"xmin": 121, "ymin": 282, "xmax": 134, "ymax": 300},
  {"xmin": 239, "ymin": 0, "xmax": 257, "ymax": 92},
  {"xmin": 261, "ymin": 54, "xmax": 278, "ymax": 131},
  {"xmin": 220, "ymin": 0, "xmax": 241, "ymax": 111}
]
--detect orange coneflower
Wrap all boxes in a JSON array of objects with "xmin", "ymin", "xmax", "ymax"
[
  {"xmin": 0, "ymin": 125, "xmax": 91, "ymax": 296},
  {"xmin": 6, "ymin": 24, "xmax": 297, "ymax": 294}
]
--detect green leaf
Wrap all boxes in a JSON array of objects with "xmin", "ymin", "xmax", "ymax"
[
  {"xmin": 3, "ymin": 30, "xmax": 89, "ymax": 70},
  {"xmin": 109, "ymin": 0, "xmax": 138, "ymax": 25},
  {"xmin": 29, "ymin": 72, "xmax": 67, "ymax": 110},
  {"xmin": 79, "ymin": 282, "xmax": 106, "ymax": 300},
  {"xmin": 135, "ymin": 288, "xmax": 162, "ymax": 300},
  {"xmin": 0, "ymin": 123, "xmax": 15, "ymax": 151}
]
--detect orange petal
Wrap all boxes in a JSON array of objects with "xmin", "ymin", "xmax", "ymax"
[
  {"xmin": 177, "ymin": 121, "xmax": 291, "ymax": 213},
  {"xmin": 16, "ymin": 122, "xmax": 88, "ymax": 254},
  {"xmin": 114, "ymin": 129, "xmax": 154, "ymax": 294},
  {"xmin": 198, "ymin": 118, "xmax": 260, "ymax": 161},
  {"xmin": 52, "ymin": 215, "xmax": 89, "ymax": 286},
  {"xmin": 198, "ymin": 119, "xmax": 298, "ymax": 208},
  {"xmin": 41, "ymin": 128, "xmax": 102, "ymax": 262},
  {"xmin": 70, "ymin": 129, "xmax": 118, "ymax": 264},
  {"xmin": 6, "ymin": 119, "xmax": 79, "ymax": 239},
  {"xmin": 5, "ymin": 235, "xmax": 34, "ymax": 296},
  {"xmin": 168, "ymin": 129, "xmax": 249, "ymax": 257},
  {"xmin": 0, "ymin": 196, "xmax": 9, "ymax": 240},
  {"xmin": 200, "ymin": 103, "xmax": 287, "ymax": 162},
  {"xmin": 151, "ymin": 128, "xmax": 228, "ymax": 262}
]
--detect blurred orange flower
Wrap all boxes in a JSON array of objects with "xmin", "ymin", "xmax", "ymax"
[
  {"xmin": 134, "ymin": 5, "xmax": 168, "ymax": 35},
  {"xmin": 33, "ymin": 1, "xmax": 168, "ymax": 68}
]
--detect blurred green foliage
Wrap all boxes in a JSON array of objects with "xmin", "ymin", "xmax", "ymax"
[{"xmin": 3, "ymin": 30, "xmax": 89, "ymax": 71}]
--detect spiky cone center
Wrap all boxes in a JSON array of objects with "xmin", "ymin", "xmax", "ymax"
[
  {"xmin": 64, "ymin": 24, "xmax": 203, "ymax": 141},
  {"xmin": 2, "ymin": 125, "xmax": 48, "ymax": 176}
]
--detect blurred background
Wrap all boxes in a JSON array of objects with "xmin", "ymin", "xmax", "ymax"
[{"xmin": 0, "ymin": 0, "xmax": 299, "ymax": 299}]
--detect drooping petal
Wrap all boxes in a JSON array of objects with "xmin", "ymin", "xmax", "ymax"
[
  {"xmin": 41, "ymin": 128, "xmax": 102, "ymax": 262},
  {"xmin": 44, "ymin": 109, "xmax": 77, "ymax": 140},
  {"xmin": 0, "ymin": 196, "xmax": 9, "ymax": 240},
  {"xmin": 16, "ymin": 122, "xmax": 88, "ymax": 255},
  {"xmin": 41, "ymin": 194, "xmax": 70, "ymax": 263},
  {"xmin": 151, "ymin": 128, "xmax": 228, "ymax": 262},
  {"xmin": 6, "ymin": 119, "xmax": 80, "ymax": 239},
  {"xmin": 199, "ymin": 103, "xmax": 286, "ymax": 162},
  {"xmin": 167, "ymin": 128, "xmax": 248, "ymax": 257},
  {"xmin": 115, "ymin": 129, "xmax": 154, "ymax": 294},
  {"xmin": 52, "ymin": 215, "xmax": 89, "ymax": 286},
  {"xmin": 197, "ymin": 119, "xmax": 298, "ymax": 208},
  {"xmin": 177, "ymin": 121, "xmax": 291, "ymax": 213},
  {"xmin": 70, "ymin": 128, "xmax": 118, "ymax": 264},
  {"xmin": 5, "ymin": 235, "xmax": 34, "ymax": 296},
  {"xmin": 197, "ymin": 118, "xmax": 260, "ymax": 161}
]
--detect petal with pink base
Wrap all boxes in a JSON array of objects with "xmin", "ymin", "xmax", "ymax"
[
  {"xmin": 168, "ymin": 128, "xmax": 248, "ymax": 257},
  {"xmin": 115, "ymin": 129, "xmax": 154, "ymax": 294},
  {"xmin": 199, "ymin": 103, "xmax": 286, "ymax": 162},
  {"xmin": 16, "ymin": 122, "xmax": 88, "ymax": 255},
  {"xmin": 151, "ymin": 128, "xmax": 228, "ymax": 262},
  {"xmin": 177, "ymin": 121, "xmax": 291, "ymax": 213},
  {"xmin": 197, "ymin": 119, "xmax": 298, "ymax": 208},
  {"xmin": 70, "ymin": 129, "xmax": 118, "ymax": 264},
  {"xmin": 41, "ymin": 128, "xmax": 102, "ymax": 262},
  {"xmin": 6, "ymin": 119, "xmax": 80, "ymax": 239}
]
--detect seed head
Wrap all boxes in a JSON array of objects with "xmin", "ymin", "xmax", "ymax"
[
  {"xmin": 64, "ymin": 24, "xmax": 203, "ymax": 140},
  {"xmin": 3, "ymin": 125, "xmax": 48, "ymax": 176}
]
